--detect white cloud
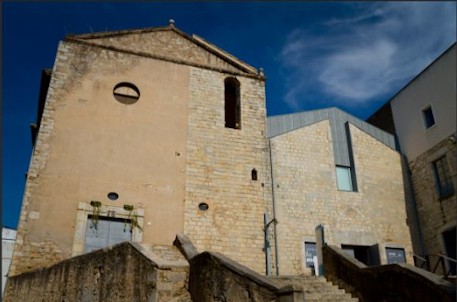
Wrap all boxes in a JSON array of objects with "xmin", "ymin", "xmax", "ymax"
[{"xmin": 279, "ymin": 2, "xmax": 457, "ymax": 110}]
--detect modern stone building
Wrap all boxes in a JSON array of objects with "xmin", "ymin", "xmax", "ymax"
[
  {"xmin": 268, "ymin": 108, "xmax": 413, "ymax": 275},
  {"xmin": 368, "ymin": 43, "xmax": 457, "ymax": 275},
  {"xmin": 10, "ymin": 22, "xmax": 414, "ymax": 281}
]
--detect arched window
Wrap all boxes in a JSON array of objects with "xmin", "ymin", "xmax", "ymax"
[
  {"xmin": 251, "ymin": 168, "xmax": 258, "ymax": 181},
  {"xmin": 224, "ymin": 77, "xmax": 241, "ymax": 129}
]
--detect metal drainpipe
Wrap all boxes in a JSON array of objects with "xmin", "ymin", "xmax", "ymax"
[{"xmin": 268, "ymin": 139, "xmax": 280, "ymax": 275}]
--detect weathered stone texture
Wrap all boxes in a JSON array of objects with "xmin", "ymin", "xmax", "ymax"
[
  {"xmin": 409, "ymin": 135, "xmax": 457, "ymax": 270},
  {"xmin": 184, "ymin": 67, "xmax": 273, "ymax": 274},
  {"xmin": 270, "ymin": 121, "xmax": 413, "ymax": 275},
  {"xmin": 4, "ymin": 242, "xmax": 191, "ymax": 302},
  {"xmin": 11, "ymin": 38, "xmax": 191, "ymax": 275},
  {"xmin": 323, "ymin": 245, "xmax": 456, "ymax": 302},
  {"xmin": 79, "ymin": 29, "xmax": 248, "ymax": 75},
  {"xmin": 188, "ymin": 251, "xmax": 288, "ymax": 302}
]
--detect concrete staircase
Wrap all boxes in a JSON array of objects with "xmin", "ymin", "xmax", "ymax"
[{"xmin": 269, "ymin": 275, "xmax": 358, "ymax": 302}]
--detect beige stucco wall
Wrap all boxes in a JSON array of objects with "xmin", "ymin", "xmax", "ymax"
[
  {"xmin": 184, "ymin": 67, "xmax": 273, "ymax": 274},
  {"xmin": 11, "ymin": 40, "xmax": 190, "ymax": 275},
  {"xmin": 391, "ymin": 44, "xmax": 456, "ymax": 161},
  {"xmin": 270, "ymin": 120, "xmax": 413, "ymax": 275}
]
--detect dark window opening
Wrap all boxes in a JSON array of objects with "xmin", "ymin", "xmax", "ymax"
[
  {"xmin": 443, "ymin": 227, "xmax": 456, "ymax": 275},
  {"xmin": 342, "ymin": 244, "xmax": 380, "ymax": 266},
  {"xmin": 224, "ymin": 77, "xmax": 241, "ymax": 129},
  {"xmin": 422, "ymin": 106, "xmax": 435, "ymax": 129},
  {"xmin": 432, "ymin": 156, "xmax": 454, "ymax": 199},
  {"xmin": 251, "ymin": 168, "xmax": 258, "ymax": 181},
  {"xmin": 107, "ymin": 192, "xmax": 119, "ymax": 201},
  {"xmin": 198, "ymin": 203, "xmax": 209, "ymax": 211}
]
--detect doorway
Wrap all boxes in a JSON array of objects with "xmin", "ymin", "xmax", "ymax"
[
  {"xmin": 84, "ymin": 216, "xmax": 132, "ymax": 253},
  {"xmin": 442, "ymin": 227, "xmax": 456, "ymax": 275},
  {"xmin": 342, "ymin": 244, "xmax": 380, "ymax": 266}
]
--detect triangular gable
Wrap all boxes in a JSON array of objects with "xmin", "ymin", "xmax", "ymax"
[
  {"xmin": 66, "ymin": 24, "xmax": 260, "ymax": 77},
  {"xmin": 268, "ymin": 107, "xmax": 396, "ymax": 149},
  {"xmin": 267, "ymin": 107, "xmax": 397, "ymax": 167}
]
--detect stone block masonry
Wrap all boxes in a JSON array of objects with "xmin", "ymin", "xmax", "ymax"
[
  {"xmin": 11, "ymin": 36, "xmax": 192, "ymax": 275},
  {"xmin": 409, "ymin": 135, "xmax": 456, "ymax": 273},
  {"xmin": 184, "ymin": 66, "xmax": 273, "ymax": 274},
  {"xmin": 4, "ymin": 242, "xmax": 192, "ymax": 302},
  {"xmin": 270, "ymin": 120, "xmax": 413, "ymax": 275}
]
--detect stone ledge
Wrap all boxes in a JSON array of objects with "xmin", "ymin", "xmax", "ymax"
[
  {"xmin": 173, "ymin": 233, "xmax": 198, "ymax": 260},
  {"xmin": 323, "ymin": 245, "xmax": 456, "ymax": 302}
]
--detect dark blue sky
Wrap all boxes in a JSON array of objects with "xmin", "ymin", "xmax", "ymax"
[{"xmin": 2, "ymin": 2, "xmax": 456, "ymax": 228}]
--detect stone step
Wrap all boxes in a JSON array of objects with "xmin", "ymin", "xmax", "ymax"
[
  {"xmin": 305, "ymin": 292, "xmax": 354, "ymax": 299},
  {"xmin": 306, "ymin": 298, "xmax": 357, "ymax": 302},
  {"xmin": 268, "ymin": 275, "xmax": 359, "ymax": 302}
]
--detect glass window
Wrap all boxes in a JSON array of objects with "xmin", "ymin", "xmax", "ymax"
[
  {"xmin": 304, "ymin": 242, "xmax": 316, "ymax": 268},
  {"xmin": 386, "ymin": 247, "xmax": 406, "ymax": 264},
  {"xmin": 422, "ymin": 106, "xmax": 435, "ymax": 129},
  {"xmin": 433, "ymin": 156, "xmax": 454, "ymax": 199},
  {"xmin": 336, "ymin": 166, "xmax": 353, "ymax": 191}
]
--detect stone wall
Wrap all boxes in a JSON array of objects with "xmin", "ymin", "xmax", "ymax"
[
  {"xmin": 5, "ymin": 239, "xmax": 304, "ymax": 302},
  {"xmin": 77, "ymin": 28, "xmax": 246, "ymax": 75},
  {"xmin": 323, "ymin": 245, "xmax": 456, "ymax": 302},
  {"xmin": 11, "ymin": 36, "xmax": 191, "ymax": 275},
  {"xmin": 4, "ymin": 242, "xmax": 191, "ymax": 302},
  {"xmin": 184, "ymin": 66, "xmax": 273, "ymax": 274},
  {"xmin": 270, "ymin": 120, "xmax": 413, "ymax": 275},
  {"xmin": 12, "ymin": 26, "xmax": 272, "ymax": 277},
  {"xmin": 188, "ymin": 251, "xmax": 303, "ymax": 302},
  {"xmin": 408, "ymin": 135, "xmax": 457, "ymax": 272}
]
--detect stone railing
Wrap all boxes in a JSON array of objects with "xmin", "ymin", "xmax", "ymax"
[
  {"xmin": 4, "ymin": 242, "xmax": 191, "ymax": 302},
  {"xmin": 323, "ymin": 245, "xmax": 456, "ymax": 302},
  {"xmin": 174, "ymin": 234, "xmax": 304, "ymax": 302}
]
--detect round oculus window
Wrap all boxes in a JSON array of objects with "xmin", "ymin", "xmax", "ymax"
[
  {"xmin": 113, "ymin": 82, "xmax": 140, "ymax": 105},
  {"xmin": 198, "ymin": 203, "xmax": 209, "ymax": 211},
  {"xmin": 107, "ymin": 192, "xmax": 119, "ymax": 201}
]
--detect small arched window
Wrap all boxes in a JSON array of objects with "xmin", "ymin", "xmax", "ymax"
[
  {"xmin": 251, "ymin": 168, "xmax": 258, "ymax": 181},
  {"xmin": 224, "ymin": 77, "xmax": 241, "ymax": 129}
]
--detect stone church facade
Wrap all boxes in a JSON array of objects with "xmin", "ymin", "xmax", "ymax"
[{"xmin": 10, "ymin": 22, "xmax": 414, "ymax": 278}]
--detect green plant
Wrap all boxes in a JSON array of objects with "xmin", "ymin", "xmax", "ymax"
[
  {"xmin": 130, "ymin": 212, "xmax": 143, "ymax": 232},
  {"xmin": 90, "ymin": 200, "xmax": 102, "ymax": 230},
  {"xmin": 123, "ymin": 204, "xmax": 134, "ymax": 211},
  {"xmin": 123, "ymin": 204, "xmax": 142, "ymax": 233}
]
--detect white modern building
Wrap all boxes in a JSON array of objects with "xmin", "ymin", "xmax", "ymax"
[{"xmin": 2, "ymin": 227, "xmax": 17, "ymax": 296}]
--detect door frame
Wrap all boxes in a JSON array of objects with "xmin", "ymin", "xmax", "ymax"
[{"xmin": 72, "ymin": 202, "xmax": 143, "ymax": 256}]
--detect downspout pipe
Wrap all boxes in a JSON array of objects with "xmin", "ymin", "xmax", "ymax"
[{"xmin": 268, "ymin": 139, "xmax": 280, "ymax": 275}]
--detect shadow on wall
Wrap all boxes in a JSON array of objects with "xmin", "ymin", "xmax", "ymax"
[
  {"xmin": 4, "ymin": 235, "xmax": 306, "ymax": 302},
  {"xmin": 322, "ymin": 245, "xmax": 456, "ymax": 302}
]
